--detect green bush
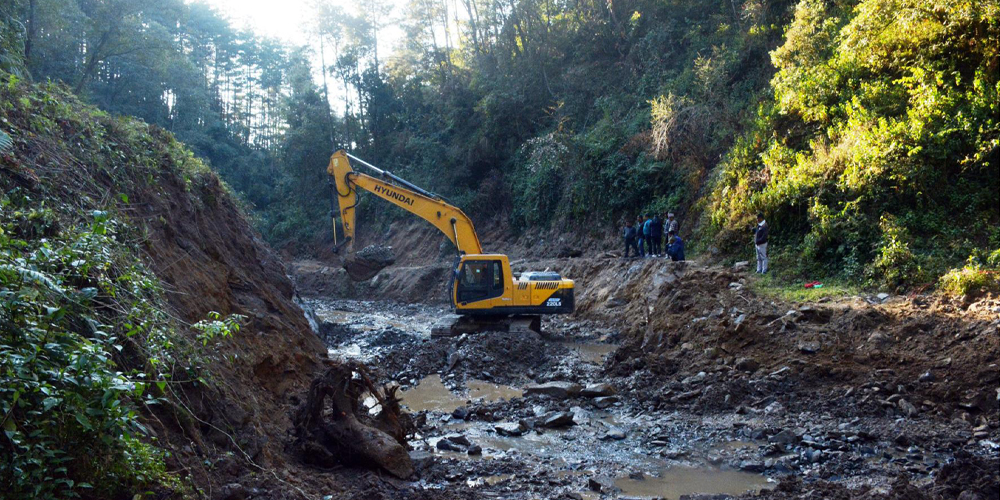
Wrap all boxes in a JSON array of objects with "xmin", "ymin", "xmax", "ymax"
[
  {"xmin": 0, "ymin": 191, "xmax": 174, "ymax": 499},
  {"xmin": 939, "ymin": 249, "xmax": 1000, "ymax": 298},
  {"xmin": 705, "ymin": 0, "xmax": 1000, "ymax": 289}
]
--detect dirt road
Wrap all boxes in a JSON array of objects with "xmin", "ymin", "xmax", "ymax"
[{"xmin": 292, "ymin": 257, "xmax": 999, "ymax": 499}]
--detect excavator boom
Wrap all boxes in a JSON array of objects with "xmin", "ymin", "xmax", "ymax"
[{"xmin": 327, "ymin": 150, "xmax": 482, "ymax": 255}]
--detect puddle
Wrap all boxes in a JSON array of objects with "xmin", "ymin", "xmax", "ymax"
[
  {"xmin": 467, "ymin": 379, "xmax": 523, "ymax": 402},
  {"xmin": 467, "ymin": 473, "xmax": 515, "ymax": 487},
  {"xmin": 401, "ymin": 375, "xmax": 466, "ymax": 413},
  {"xmin": 561, "ymin": 342, "xmax": 617, "ymax": 364},
  {"xmin": 614, "ymin": 467, "xmax": 774, "ymax": 499},
  {"xmin": 401, "ymin": 375, "xmax": 522, "ymax": 413}
]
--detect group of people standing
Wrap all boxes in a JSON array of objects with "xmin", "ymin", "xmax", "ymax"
[
  {"xmin": 622, "ymin": 212, "xmax": 685, "ymax": 261},
  {"xmin": 620, "ymin": 211, "xmax": 771, "ymax": 273}
]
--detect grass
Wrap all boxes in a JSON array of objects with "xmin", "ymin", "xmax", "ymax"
[{"xmin": 748, "ymin": 272, "xmax": 862, "ymax": 303}]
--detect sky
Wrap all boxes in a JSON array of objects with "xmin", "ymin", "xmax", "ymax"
[{"xmin": 186, "ymin": 0, "xmax": 403, "ymax": 55}]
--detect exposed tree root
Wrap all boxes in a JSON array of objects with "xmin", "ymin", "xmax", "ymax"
[{"xmin": 291, "ymin": 361, "xmax": 414, "ymax": 478}]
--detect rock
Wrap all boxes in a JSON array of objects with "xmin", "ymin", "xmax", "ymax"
[
  {"xmin": 740, "ymin": 460, "xmax": 765, "ymax": 472},
  {"xmin": 894, "ymin": 433, "xmax": 912, "ymax": 446},
  {"xmin": 919, "ymin": 371, "xmax": 936, "ymax": 383},
  {"xmin": 876, "ymin": 292, "xmax": 890, "ymax": 302},
  {"xmin": 436, "ymin": 438, "xmax": 465, "ymax": 452},
  {"xmin": 798, "ymin": 341, "xmax": 820, "ymax": 354},
  {"xmin": 216, "ymin": 483, "xmax": 248, "ymax": 500},
  {"xmin": 704, "ymin": 347, "xmax": 720, "ymax": 359},
  {"xmin": 446, "ymin": 351, "xmax": 463, "ymax": 371},
  {"xmin": 898, "ymin": 398, "xmax": 919, "ymax": 417},
  {"xmin": 733, "ymin": 313, "xmax": 747, "ymax": 329},
  {"xmin": 524, "ymin": 381, "xmax": 583, "ymax": 399},
  {"xmin": 593, "ymin": 396, "xmax": 619, "ymax": 409},
  {"xmin": 588, "ymin": 476, "xmax": 620, "ymax": 494},
  {"xmin": 803, "ymin": 448, "xmax": 823, "ymax": 463},
  {"xmin": 581, "ymin": 383, "xmax": 616, "ymax": 398},
  {"xmin": 542, "ymin": 412, "xmax": 576, "ymax": 428},
  {"xmin": 868, "ymin": 332, "xmax": 892, "ymax": 345},
  {"xmin": 770, "ymin": 430, "xmax": 798, "ymax": 445},
  {"xmin": 680, "ymin": 342, "xmax": 695, "ymax": 351},
  {"xmin": 733, "ymin": 261, "xmax": 750, "ymax": 271},
  {"xmin": 451, "ymin": 406, "xmax": 469, "ymax": 420},
  {"xmin": 467, "ymin": 444, "xmax": 482, "ymax": 455},
  {"xmin": 602, "ymin": 427, "xmax": 627, "ymax": 440},
  {"xmin": 735, "ymin": 357, "xmax": 759, "ymax": 372},
  {"xmin": 606, "ymin": 296, "xmax": 627, "ymax": 308},
  {"xmin": 495, "ymin": 422, "xmax": 528, "ymax": 437},
  {"xmin": 769, "ymin": 366, "xmax": 791, "ymax": 379},
  {"xmin": 957, "ymin": 492, "xmax": 983, "ymax": 500},
  {"xmin": 444, "ymin": 433, "xmax": 471, "ymax": 446},
  {"xmin": 682, "ymin": 372, "xmax": 708, "ymax": 385},
  {"xmin": 765, "ymin": 402, "xmax": 786, "ymax": 416}
]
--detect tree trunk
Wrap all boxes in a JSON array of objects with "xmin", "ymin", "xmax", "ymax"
[{"xmin": 24, "ymin": 0, "xmax": 37, "ymax": 63}]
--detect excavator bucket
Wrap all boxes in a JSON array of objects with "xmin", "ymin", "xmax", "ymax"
[{"xmin": 343, "ymin": 245, "xmax": 396, "ymax": 281}]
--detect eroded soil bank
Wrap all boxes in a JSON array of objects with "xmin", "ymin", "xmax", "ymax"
[{"xmin": 293, "ymin": 256, "xmax": 999, "ymax": 500}]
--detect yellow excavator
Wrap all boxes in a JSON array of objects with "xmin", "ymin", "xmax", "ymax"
[{"xmin": 325, "ymin": 150, "xmax": 575, "ymax": 335}]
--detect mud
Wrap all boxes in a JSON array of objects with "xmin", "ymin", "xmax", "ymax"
[{"xmin": 293, "ymin": 255, "xmax": 999, "ymax": 500}]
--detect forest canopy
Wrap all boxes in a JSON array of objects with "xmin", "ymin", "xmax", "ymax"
[{"xmin": 1, "ymin": 0, "xmax": 997, "ymax": 289}]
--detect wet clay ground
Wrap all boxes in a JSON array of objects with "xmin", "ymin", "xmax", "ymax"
[{"xmin": 299, "ymin": 284, "xmax": 999, "ymax": 500}]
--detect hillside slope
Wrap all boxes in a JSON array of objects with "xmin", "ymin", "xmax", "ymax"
[{"xmin": 1, "ymin": 75, "xmax": 326, "ymax": 498}]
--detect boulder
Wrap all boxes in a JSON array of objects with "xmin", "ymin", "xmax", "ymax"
[
  {"xmin": 494, "ymin": 422, "xmax": 528, "ymax": 437},
  {"xmin": 524, "ymin": 381, "xmax": 583, "ymax": 399},
  {"xmin": 436, "ymin": 438, "xmax": 465, "ymax": 452},
  {"xmin": 588, "ymin": 476, "xmax": 620, "ymax": 494},
  {"xmin": 593, "ymin": 396, "xmax": 619, "ymax": 409},
  {"xmin": 798, "ymin": 341, "xmax": 821, "ymax": 354},
  {"xmin": 542, "ymin": 412, "xmax": 576, "ymax": 428},
  {"xmin": 602, "ymin": 427, "xmax": 627, "ymax": 440},
  {"xmin": 581, "ymin": 383, "xmax": 616, "ymax": 398},
  {"xmin": 735, "ymin": 357, "xmax": 759, "ymax": 372}
]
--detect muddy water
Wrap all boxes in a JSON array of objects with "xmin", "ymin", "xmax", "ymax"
[
  {"xmin": 613, "ymin": 467, "xmax": 774, "ymax": 499},
  {"xmin": 401, "ymin": 375, "xmax": 522, "ymax": 413},
  {"xmin": 560, "ymin": 341, "xmax": 617, "ymax": 364}
]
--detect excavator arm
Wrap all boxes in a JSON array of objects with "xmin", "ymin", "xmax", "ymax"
[{"xmin": 327, "ymin": 150, "xmax": 483, "ymax": 255}]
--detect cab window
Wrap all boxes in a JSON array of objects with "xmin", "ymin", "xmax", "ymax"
[{"xmin": 456, "ymin": 260, "xmax": 504, "ymax": 303}]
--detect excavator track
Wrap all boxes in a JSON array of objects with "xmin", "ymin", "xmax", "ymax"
[{"xmin": 430, "ymin": 314, "xmax": 541, "ymax": 338}]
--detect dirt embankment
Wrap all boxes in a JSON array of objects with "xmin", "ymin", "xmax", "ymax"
[{"xmin": 1, "ymin": 81, "xmax": 410, "ymax": 498}]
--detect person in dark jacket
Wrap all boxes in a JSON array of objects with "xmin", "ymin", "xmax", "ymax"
[
  {"xmin": 642, "ymin": 213, "xmax": 653, "ymax": 256},
  {"xmin": 666, "ymin": 231, "xmax": 685, "ymax": 261},
  {"xmin": 650, "ymin": 214, "xmax": 663, "ymax": 256},
  {"xmin": 635, "ymin": 215, "xmax": 646, "ymax": 257},
  {"xmin": 753, "ymin": 212, "xmax": 769, "ymax": 273},
  {"xmin": 623, "ymin": 220, "xmax": 639, "ymax": 258}
]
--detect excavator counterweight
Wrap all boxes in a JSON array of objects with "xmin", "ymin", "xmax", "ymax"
[{"xmin": 325, "ymin": 150, "xmax": 575, "ymax": 335}]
